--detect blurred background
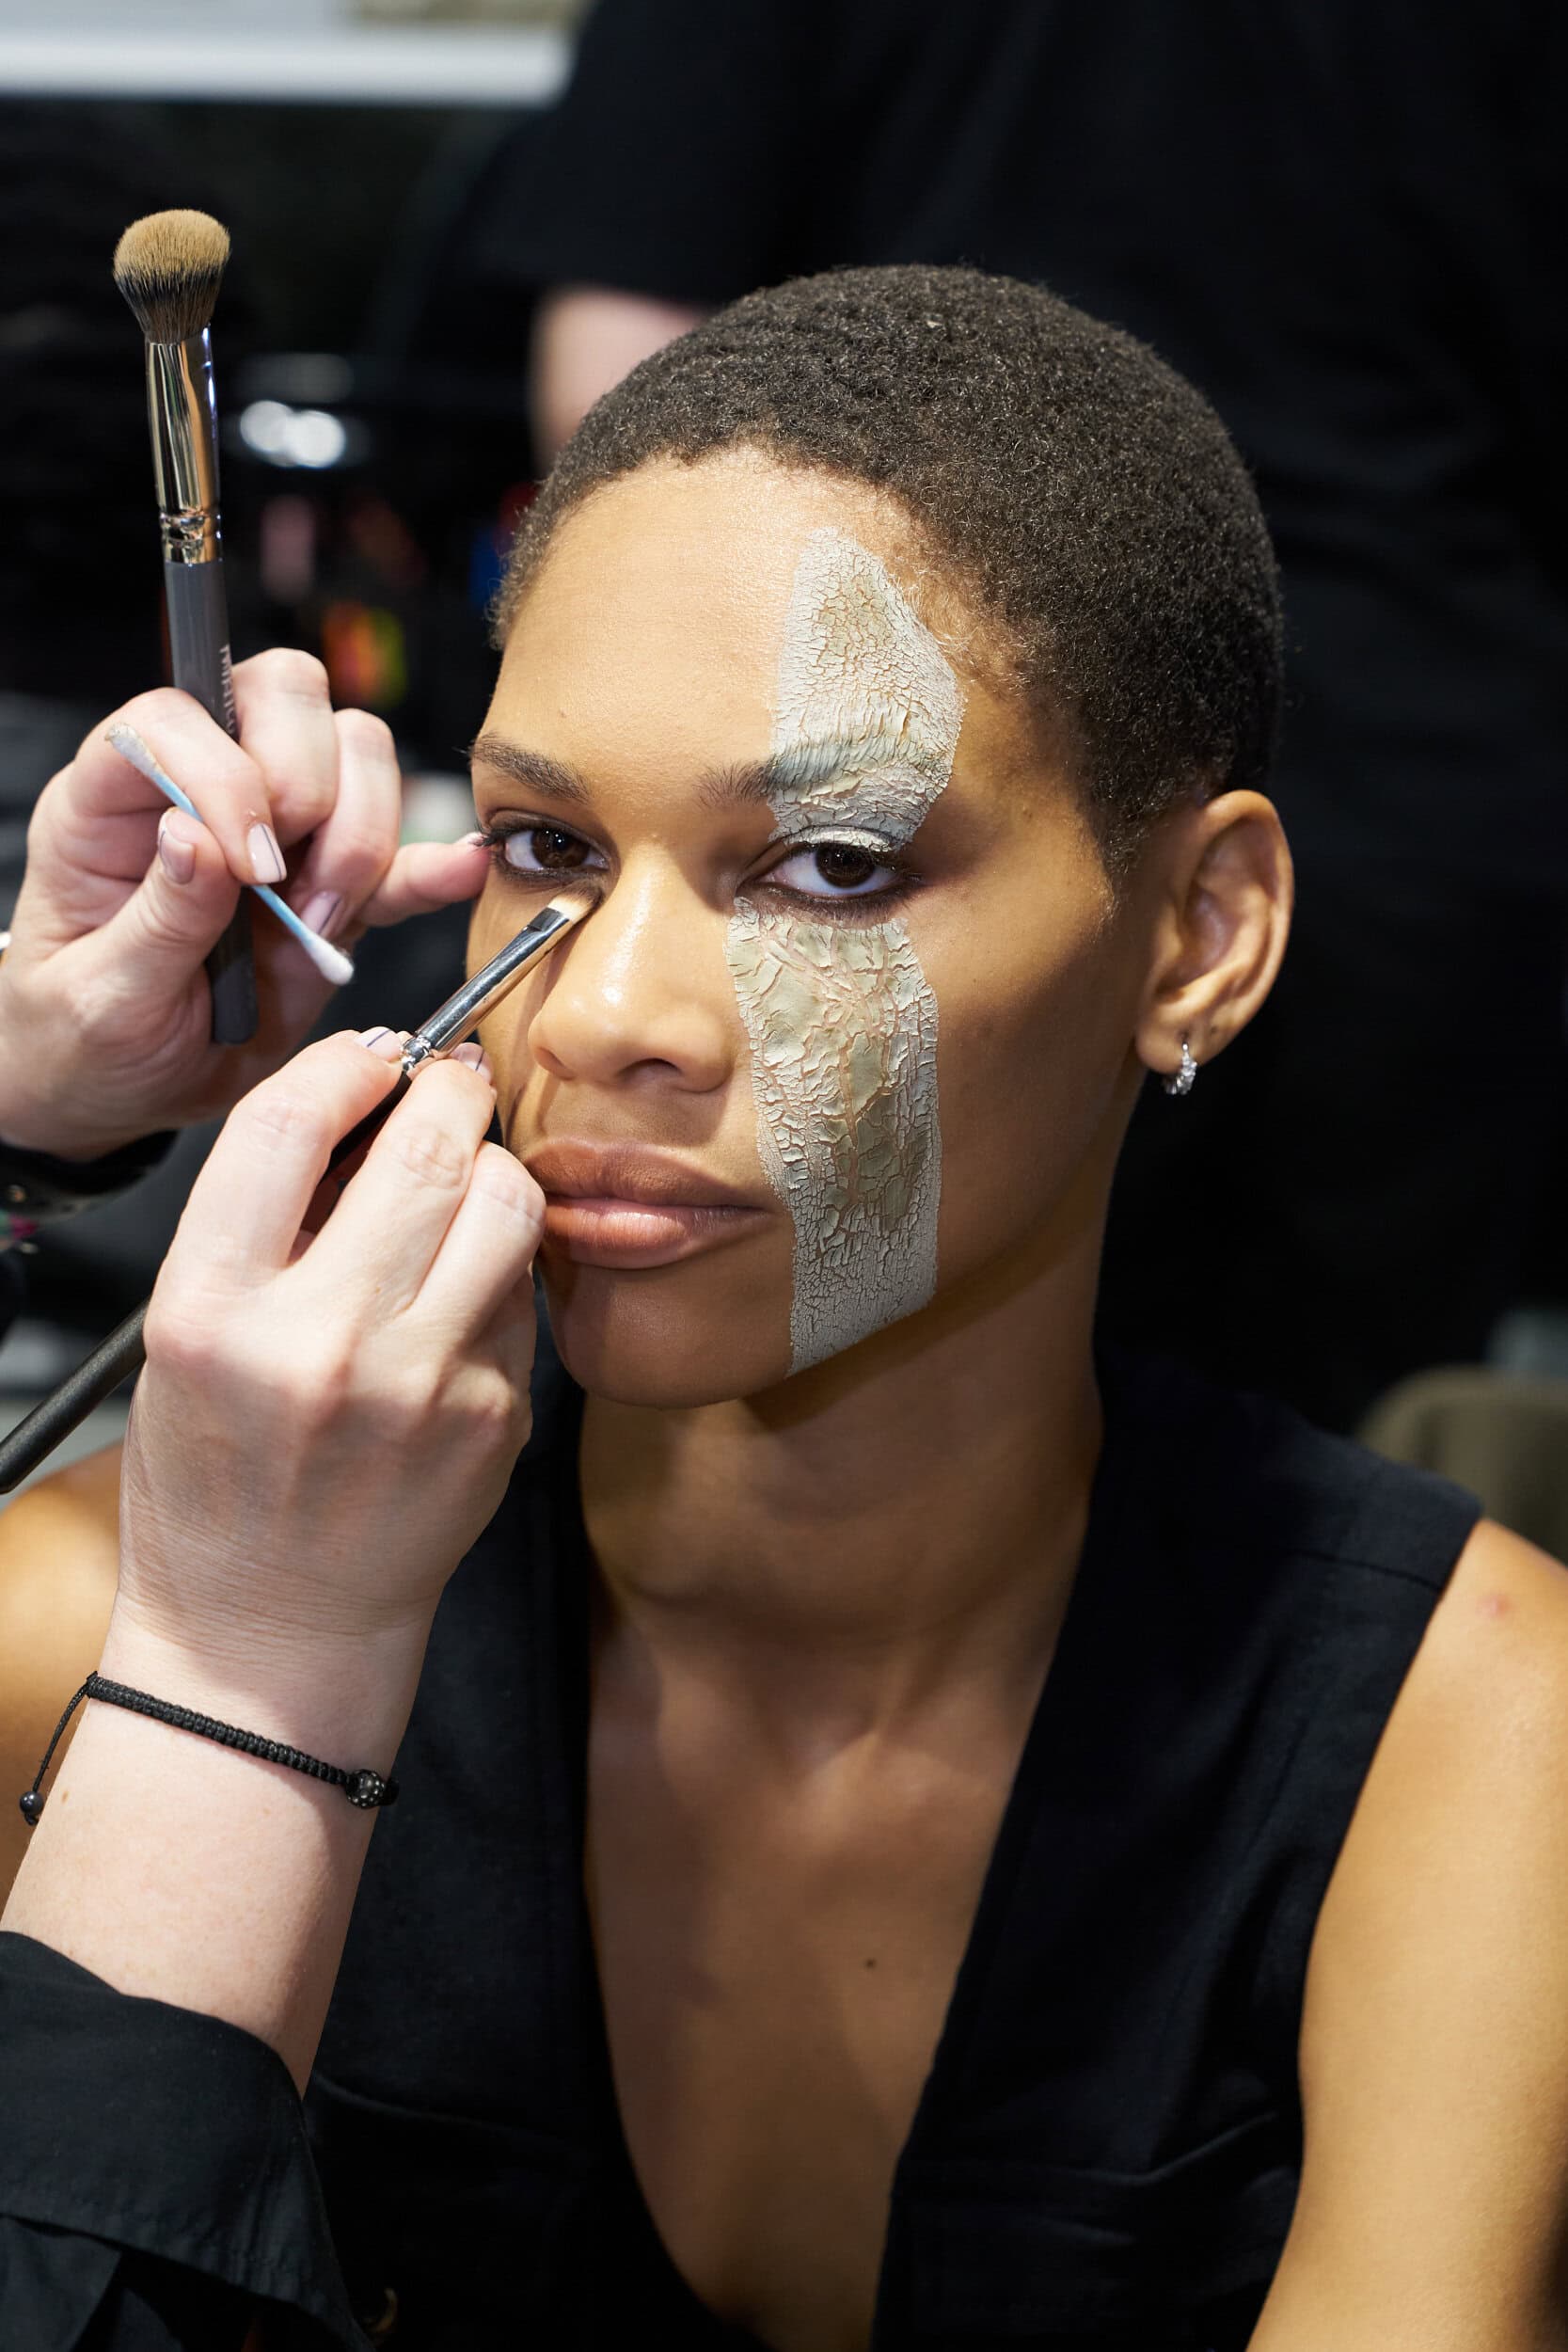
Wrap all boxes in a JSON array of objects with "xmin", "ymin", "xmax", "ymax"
[{"xmin": 1, "ymin": 0, "xmax": 1565, "ymax": 1536}]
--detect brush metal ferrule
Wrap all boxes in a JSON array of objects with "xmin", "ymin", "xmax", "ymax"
[
  {"xmin": 400, "ymin": 900, "xmax": 588, "ymax": 1074},
  {"xmin": 147, "ymin": 328, "xmax": 222, "ymax": 564}
]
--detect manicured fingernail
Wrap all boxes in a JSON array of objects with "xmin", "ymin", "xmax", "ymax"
[
  {"xmin": 157, "ymin": 809, "xmax": 198, "ymax": 885},
  {"xmin": 297, "ymin": 889, "xmax": 343, "ymax": 940},
  {"xmin": 450, "ymin": 1041, "xmax": 493, "ymax": 1080},
  {"xmin": 456, "ymin": 831, "xmax": 487, "ymax": 850},
  {"xmin": 246, "ymin": 821, "xmax": 287, "ymax": 885},
  {"xmin": 357, "ymin": 1026, "xmax": 403, "ymax": 1060}
]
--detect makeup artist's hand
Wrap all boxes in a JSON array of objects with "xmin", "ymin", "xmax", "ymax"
[
  {"xmin": 116, "ymin": 1026, "xmax": 542, "ymax": 1655},
  {"xmin": 0, "ymin": 656, "xmax": 491, "ymax": 1159}
]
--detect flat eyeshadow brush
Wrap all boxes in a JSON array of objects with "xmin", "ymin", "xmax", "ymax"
[
  {"xmin": 114, "ymin": 209, "xmax": 256, "ymax": 1046},
  {"xmin": 0, "ymin": 893, "xmax": 592, "ymax": 1494}
]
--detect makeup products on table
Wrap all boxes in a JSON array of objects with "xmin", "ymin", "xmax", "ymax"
[
  {"xmin": 114, "ymin": 209, "xmax": 256, "ymax": 1044},
  {"xmin": 0, "ymin": 894, "xmax": 594, "ymax": 1493}
]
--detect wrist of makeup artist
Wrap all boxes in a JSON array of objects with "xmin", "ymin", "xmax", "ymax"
[
  {"xmin": 3, "ymin": 1017, "xmax": 543, "ymax": 2090},
  {"xmin": 0, "ymin": 654, "xmax": 491, "ymax": 1160},
  {"xmin": 0, "ymin": 657, "xmax": 526, "ymax": 2083}
]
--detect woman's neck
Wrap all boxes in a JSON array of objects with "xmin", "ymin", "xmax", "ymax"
[{"xmin": 578, "ymin": 1218, "xmax": 1105, "ymax": 1752}]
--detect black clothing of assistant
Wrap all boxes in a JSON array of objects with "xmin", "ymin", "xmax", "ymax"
[
  {"xmin": 0, "ymin": 1346, "xmax": 1481, "ymax": 2349},
  {"xmin": 486, "ymin": 0, "xmax": 1568, "ymax": 1429},
  {"xmin": 497, "ymin": 0, "xmax": 1568, "ymax": 889}
]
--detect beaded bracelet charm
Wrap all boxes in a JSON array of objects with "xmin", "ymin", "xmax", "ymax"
[{"xmin": 20, "ymin": 1672, "xmax": 400, "ymax": 1825}]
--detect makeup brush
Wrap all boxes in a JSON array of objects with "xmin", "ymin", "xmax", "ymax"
[
  {"xmin": 114, "ymin": 208, "xmax": 256, "ymax": 1046},
  {"xmin": 0, "ymin": 893, "xmax": 593, "ymax": 1494}
]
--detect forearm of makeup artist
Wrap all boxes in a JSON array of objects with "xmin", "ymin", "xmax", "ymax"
[
  {"xmin": 2, "ymin": 1029, "xmax": 542, "ymax": 2090},
  {"xmin": 0, "ymin": 654, "xmax": 489, "ymax": 1160}
]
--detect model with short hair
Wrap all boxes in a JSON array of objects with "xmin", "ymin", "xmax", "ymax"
[{"xmin": 3, "ymin": 268, "xmax": 1566, "ymax": 2352}]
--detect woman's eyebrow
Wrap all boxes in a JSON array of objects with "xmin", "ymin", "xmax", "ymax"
[
  {"xmin": 467, "ymin": 736, "xmax": 592, "ymax": 804},
  {"xmin": 700, "ymin": 735, "xmax": 911, "ymax": 809},
  {"xmin": 467, "ymin": 731, "xmax": 913, "ymax": 811}
]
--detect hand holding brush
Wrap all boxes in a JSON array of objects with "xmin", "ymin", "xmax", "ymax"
[
  {"xmin": 0, "ymin": 665, "xmax": 492, "ymax": 1159},
  {"xmin": 0, "ymin": 659, "xmax": 508, "ymax": 1478},
  {"xmin": 0, "ymin": 894, "xmax": 592, "ymax": 1493}
]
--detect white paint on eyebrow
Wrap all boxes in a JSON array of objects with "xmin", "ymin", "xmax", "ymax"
[
  {"xmin": 726, "ymin": 528, "xmax": 962, "ymax": 1374},
  {"xmin": 768, "ymin": 529, "xmax": 963, "ymax": 846}
]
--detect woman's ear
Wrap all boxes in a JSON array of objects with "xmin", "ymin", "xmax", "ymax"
[{"xmin": 1132, "ymin": 790, "xmax": 1293, "ymax": 1086}]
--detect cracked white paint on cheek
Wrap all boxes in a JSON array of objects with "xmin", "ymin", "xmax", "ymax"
[{"xmin": 726, "ymin": 528, "xmax": 962, "ymax": 1372}]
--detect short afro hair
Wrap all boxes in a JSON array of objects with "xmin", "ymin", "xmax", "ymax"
[{"xmin": 497, "ymin": 264, "xmax": 1282, "ymax": 875}]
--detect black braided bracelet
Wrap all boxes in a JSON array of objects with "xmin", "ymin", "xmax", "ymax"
[{"xmin": 18, "ymin": 1671, "xmax": 399, "ymax": 1827}]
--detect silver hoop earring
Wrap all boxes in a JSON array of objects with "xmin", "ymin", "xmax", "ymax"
[{"xmin": 1163, "ymin": 1040, "xmax": 1197, "ymax": 1097}]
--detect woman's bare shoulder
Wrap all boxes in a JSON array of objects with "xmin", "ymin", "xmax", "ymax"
[
  {"xmin": 0, "ymin": 1444, "xmax": 122, "ymax": 1904},
  {"xmin": 1259, "ymin": 1519, "xmax": 1568, "ymax": 2343},
  {"xmin": 1308, "ymin": 1515, "xmax": 1568, "ymax": 1947}
]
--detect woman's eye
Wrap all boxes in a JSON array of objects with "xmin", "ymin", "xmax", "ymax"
[
  {"xmin": 498, "ymin": 824, "xmax": 596, "ymax": 875},
  {"xmin": 768, "ymin": 841, "xmax": 899, "ymax": 898}
]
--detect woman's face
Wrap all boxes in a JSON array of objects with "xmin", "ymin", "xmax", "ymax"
[{"xmin": 468, "ymin": 453, "xmax": 1148, "ymax": 1407}]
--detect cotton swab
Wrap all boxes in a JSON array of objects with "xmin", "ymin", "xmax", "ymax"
[{"xmin": 105, "ymin": 721, "xmax": 356, "ymax": 988}]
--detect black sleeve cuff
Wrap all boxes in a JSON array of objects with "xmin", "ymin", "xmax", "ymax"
[
  {"xmin": 0, "ymin": 1931, "xmax": 368, "ymax": 2350},
  {"xmin": 0, "ymin": 1132, "xmax": 176, "ymax": 1227}
]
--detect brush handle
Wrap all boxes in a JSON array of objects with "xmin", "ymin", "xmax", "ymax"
[
  {"xmin": 164, "ymin": 560, "xmax": 257, "ymax": 1048},
  {"xmin": 0, "ymin": 1073, "xmax": 414, "ymax": 1495},
  {"xmin": 0, "ymin": 1302, "xmax": 147, "ymax": 1493}
]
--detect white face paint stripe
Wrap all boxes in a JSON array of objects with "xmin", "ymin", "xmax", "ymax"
[
  {"xmin": 770, "ymin": 529, "xmax": 963, "ymax": 843},
  {"xmin": 725, "ymin": 529, "xmax": 963, "ymax": 1374}
]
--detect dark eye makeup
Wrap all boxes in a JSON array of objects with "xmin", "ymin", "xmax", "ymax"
[{"xmin": 472, "ymin": 815, "xmax": 920, "ymax": 922}]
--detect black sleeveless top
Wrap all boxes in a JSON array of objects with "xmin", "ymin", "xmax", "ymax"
[{"xmin": 304, "ymin": 1344, "xmax": 1480, "ymax": 2350}]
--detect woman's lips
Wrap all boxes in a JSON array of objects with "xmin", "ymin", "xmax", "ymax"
[
  {"xmin": 541, "ymin": 1195, "xmax": 767, "ymax": 1268},
  {"xmin": 527, "ymin": 1144, "xmax": 769, "ymax": 1269}
]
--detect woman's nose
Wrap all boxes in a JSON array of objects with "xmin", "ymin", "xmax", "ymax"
[{"xmin": 527, "ymin": 857, "xmax": 736, "ymax": 1094}]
